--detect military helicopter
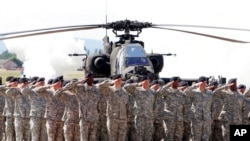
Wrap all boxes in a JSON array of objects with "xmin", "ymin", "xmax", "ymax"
[{"xmin": 1, "ymin": 19, "xmax": 250, "ymax": 84}]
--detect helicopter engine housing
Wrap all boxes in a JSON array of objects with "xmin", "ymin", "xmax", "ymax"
[
  {"xmin": 86, "ymin": 54, "xmax": 110, "ymax": 77},
  {"xmin": 148, "ymin": 54, "xmax": 164, "ymax": 74}
]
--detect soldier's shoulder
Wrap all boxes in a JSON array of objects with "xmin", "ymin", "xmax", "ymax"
[
  {"xmin": 205, "ymin": 89, "xmax": 213, "ymax": 94},
  {"xmin": 63, "ymin": 90, "xmax": 72, "ymax": 95},
  {"xmin": 76, "ymin": 84, "xmax": 87, "ymax": 90},
  {"xmin": 7, "ymin": 87, "xmax": 20, "ymax": 93},
  {"xmin": 22, "ymin": 86, "xmax": 33, "ymax": 92},
  {"xmin": 92, "ymin": 85, "xmax": 99, "ymax": 91}
]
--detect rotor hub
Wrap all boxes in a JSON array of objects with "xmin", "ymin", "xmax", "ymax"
[{"xmin": 104, "ymin": 20, "xmax": 152, "ymax": 32}]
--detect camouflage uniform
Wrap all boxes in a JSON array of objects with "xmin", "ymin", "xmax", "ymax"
[
  {"xmin": 99, "ymin": 82, "xmax": 129, "ymax": 141},
  {"xmin": 25, "ymin": 87, "xmax": 47, "ymax": 141},
  {"xmin": 153, "ymin": 95, "xmax": 165, "ymax": 141},
  {"xmin": 182, "ymin": 91, "xmax": 192, "ymax": 141},
  {"xmin": 73, "ymin": 83, "xmax": 100, "ymax": 141},
  {"xmin": 243, "ymin": 89, "xmax": 250, "ymax": 125},
  {"xmin": 0, "ymin": 86, "xmax": 6, "ymax": 141},
  {"xmin": 10, "ymin": 87, "xmax": 31, "ymax": 141},
  {"xmin": 213, "ymin": 85, "xmax": 243, "ymax": 141},
  {"xmin": 54, "ymin": 88, "xmax": 80, "ymax": 141},
  {"xmin": 36, "ymin": 87, "xmax": 65, "ymax": 141},
  {"xmin": 97, "ymin": 94, "xmax": 108, "ymax": 141},
  {"xmin": 210, "ymin": 97, "xmax": 223, "ymax": 141},
  {"xmin": 184, "ymin": 85, "xmax": 213, "ymax": 141},
  {"xmin": 1, "ymin": 87, "xmax": 15, "ymax": 141},
  {"xmin": 158, "ymin": 85, "xmax": 185, "ymax": 141},
  {"xmin": 123, "ymin": 83, "xmax": 155, "ymax": 141},
  {"xmin": 126, "ymin": 94, "xmax": 137, "ymax": 141}
]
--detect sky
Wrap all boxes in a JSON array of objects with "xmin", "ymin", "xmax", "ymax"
[{"xmin": 1, "ymin": 0, "xmax": 250, "ymax": 84}]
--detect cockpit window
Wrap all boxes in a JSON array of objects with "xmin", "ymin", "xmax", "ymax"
[
  {"xmin": 125, "ymin": 45, "xmax": 149, "ymax": 66},
  {"xmin": 126, "ymin": 45, "xmax": 147, "ymax": 57}
]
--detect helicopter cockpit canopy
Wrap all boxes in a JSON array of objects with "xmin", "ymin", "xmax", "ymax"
[
  {"xmin": 125, "ymin": 45, "xmax": 150, "ymax": 67},
  {"xmin": 113, "ymin": 43, "xmax": 154, "ymax": 80}
]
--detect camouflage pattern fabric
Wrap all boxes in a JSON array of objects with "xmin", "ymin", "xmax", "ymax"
[
  {"xmin": 107, "ymin": 118, "xmax": 127, "ymax": 141},
  {"xmin": 210, "ymin": 98, "xmax": 223, "ymax": 141},
  {"xmin": 14, "ymin": 117, "xmax": 31, "ymax": 141},
  {"xmin": 184, "ymin": 85, "xmax": 213, "ymax": 141},
  {"xmin": 123, "ymin": 83, "xmax": 155, "ymax": 141},
  {"xmin": 80, "ymin": 120, "xmax": 98, "ymax": 141},
  {"xmin": 0, "ymin": 87, "xmax": 15, "ymax": 141},
  {"xmin": 74, "ymin": 84, "xmax": 101, "ymax": 141},
  {"xmin": 135, "ymin": 117, "xmax": 154, "ymax": 141},
  {"xmin": 30, "ymin": 117, "xmax": 47, "ymax": 141},
  {"xmin": 97, "ymin": 94, "xmax": 108, "ymax": 141},
  {"xmin": 210, "ymin": 120, "xmax": 223, "ymax": 141},
  {"xmin": 5, "ymin": 117, "xmax": 15, "ymax": 141},
  {"xmin": 126, "ymin": 95, "xmax": 137, "ymax": 141},
  {"xmin": 99, "ymin": 81, "xmax": 129, "ymax": 141},
  {"xmin": 0, "ymin": 88, "xmax": 5, "ymax": 141},
  {"xmin": 63, "ymin": 123, "xmax": 80, "ymax": 141},
  {"xmin": 46, "ymin": 119, "xmax": 64, "ymax": 141},
  {"xmin": 182, "ymin": 92, "xmax": 192, "ymax": 141},
  {"xmin": 0, "ymin": 116, "xmax": 5, "ymax": 141},
  {"xmin": 243, "ymin": 88, "xmax": 250, "ymax": 125},
  {"xmin": 54, "ymin": 89, "xmax": 80, "ymax": 141},
  {"xmin": 24, "ymin": 87, "xmax": 46, "ymax": 141},
  {"xmin": 158, "ymin": 85, "xmax": 186, "ymax": 141},
  {"xmin": 213, "ymin": 85, "xmax": 243, "ymax": 141},
  {"xmin": 153, "ymin": 96, "xmax": 164, "ymax": 141},
  {"xmin": 8, "ymin": 87, "xmax": 31, "ymax": 141},
  {"xmin": 36, "ymin": 87, "xmax": 65, "ymax": 141}
]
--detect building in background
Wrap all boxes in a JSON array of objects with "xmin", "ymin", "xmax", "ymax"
[{"xmin": 0, "ymin": 59, "xmax": 17, "ymax": 70}]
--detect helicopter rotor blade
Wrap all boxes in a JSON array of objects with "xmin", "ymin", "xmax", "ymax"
[
  {"xmin": 0, "ymin": 24, "xmax": 104, "ymax": 36},
  {"xmin": 152, "ymin": 24, "xmax": 250, "ymax": 32},
  {"xmin": 1, "ymin": 19, "xmax": 250, "ymax": 43},
  {"xmin": 152, "ymin": 26, "xmax": 250, "ymax": 43},
  {"xmin": 0, "ymin": 26, "xmax": 102, "ymax": 40}
]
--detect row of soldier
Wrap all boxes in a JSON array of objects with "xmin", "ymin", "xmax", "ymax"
[{"xmin": 0, "ymin": 74, "xmax": 249, "ymax": 141}]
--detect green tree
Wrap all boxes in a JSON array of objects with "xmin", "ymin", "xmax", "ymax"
[
  {"xmin": 0, "ymin": 50, "xmax": 23, "ymax": 67},
  {"xmin": 0, "ymin": 50, "xmax": 13, "ymax": 59},
  {"xmin": 11, "ymin": 57, "xmax": 23, "ymax": 67}
]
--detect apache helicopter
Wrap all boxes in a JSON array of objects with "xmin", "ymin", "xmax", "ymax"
[{"xmin": 1, "ymin": 19, "xmax": 250, "ymax": 84}]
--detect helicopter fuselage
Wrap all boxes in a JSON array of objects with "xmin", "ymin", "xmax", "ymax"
[{"xmin": 110, "ymin": 43, "xmax": 155, "ymax": 81}]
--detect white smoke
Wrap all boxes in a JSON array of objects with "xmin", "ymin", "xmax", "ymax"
[{"xmin": 4, "ymin": 32, "xmax": 85, "ymax": 80}]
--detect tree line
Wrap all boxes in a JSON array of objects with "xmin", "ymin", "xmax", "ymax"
[{"xmin": 0, "ymin": 50, "xmax": 23, "ymax": 67}]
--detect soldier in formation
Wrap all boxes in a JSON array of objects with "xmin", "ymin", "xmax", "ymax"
[
  {"xmin": 158, "ymin": 77, "xmax": 186, "ymax": 141},
  {"xmin": 74, "ymin": 73, "xmax": 101, "ymax": 141},
  {"xmin": 208, "ymin": 81, "xmax": 223, "ymax": 141},
  {"xmin": 0, "ymin": 80, "xmax": 7, "ymax": 141},
  {"xmin": 97, "ymin": 92, "xmax": 108, "ymax": 141},
  {"xmin": 99, "ymin": 74, "xmax": 129, "ymax": 141},
  {"xmin": 1, "ymin": 74, "xmax": 250, "ymax": 141},
  {"xmin": 123, "ymin": 76, "xmax": 155, "ymax": 141},
  {"xmin": 150, "ymin": 80, "xmax": 165, "ymax": 141},
  {"xmin": 4, "ymin": 77, "xmax": 17, "ymax": 141},
  {"xmin": 238, "ymin": 84, "xmax": 246, "ymax": 94},
  {"xmin": 125, "ymin": 78, "xmax": 137, "ymax": 141},
  {"xmin": 54, "ymin": 80, "xmax": 80, "ymax": 141},
  {"xmin": 32, "ymin": 77, "xmax": 47, "ymax": 141},
  {"xmin": 213, "ymin": 78, "xmax": 244, "ymax": 141},
  {"xmin": 243, "ymin": 86, "xmax": 250, "ymax": 125},
  {"xmin": 179, "ymin": 81, "xmax": 192, "ymax": 141},
  {"xmin": 184, "ymin": 76, "xmax": 214, "ymax": 141},
  {"xmin": 36, "ymin": 78, "xmax": 65, "ymax": 141},
  {"xmin": 16, "ymin": 78, "xmax": 32, "ymax": 141}
]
